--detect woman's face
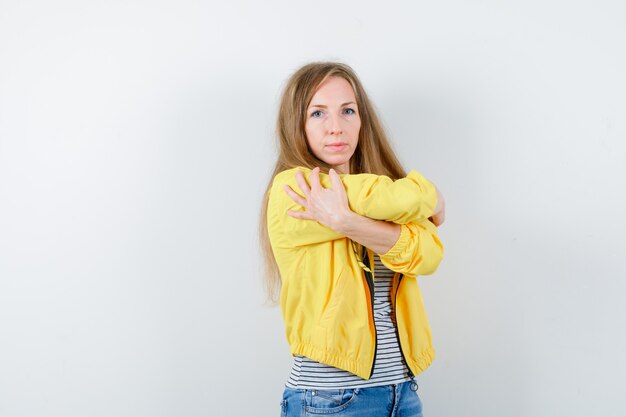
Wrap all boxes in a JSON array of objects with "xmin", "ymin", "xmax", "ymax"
[{"xmin": 304, "ymin": 76, "xmax": 361, "ymax": 175}]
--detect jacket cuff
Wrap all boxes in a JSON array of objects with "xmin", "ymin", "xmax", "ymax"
[{"xmin": 380, "ymin": 224, "xmax": 411, "ymax": 262}]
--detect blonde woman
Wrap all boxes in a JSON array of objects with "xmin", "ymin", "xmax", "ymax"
[{"xmin": 259, "ymin": 62, "xmax": 446, "ymax": 417}]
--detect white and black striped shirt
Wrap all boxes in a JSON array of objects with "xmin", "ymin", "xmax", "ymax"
[{"xmin": 285, "ymin": 253, "xmax": 413, "ymax": 389}]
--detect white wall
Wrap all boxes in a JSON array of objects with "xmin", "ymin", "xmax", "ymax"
[{"xmin": 1, "ymin": 1, "xmax": 624, "ymax": 416}]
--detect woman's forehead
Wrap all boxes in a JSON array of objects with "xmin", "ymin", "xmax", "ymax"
[{"xmin": 309, "ymin": 76, "xmax": 356, "ymax": 106}]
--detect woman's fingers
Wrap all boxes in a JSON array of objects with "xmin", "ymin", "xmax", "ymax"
[
  {"xmin": 328, "ymin": 168, "xmax": 342, "ymax": 190},
  {"xmin": 283, "ymin": 184, "xmax": 307, "ymax": 207},
  {"xmin": 329, "ymin": 168, "xmax": 348, "ymax": 202},
  {"xmin": 284, "ymin": 167, "xmax": 347, "ymax": 223},
  {"xmin": 283, "ymin": 185, "xmax": 314, "ymax": 220},
  {"xmin": 286, "ymin": 209, "xmax": 313, "ymax": 220},
  {"xmin": 309, "ymin": 166, "xmax": 322, "ymax": 192},
  {"xmin": 294, "ymin": 169, "xmax": 311, "ymax": 198}
]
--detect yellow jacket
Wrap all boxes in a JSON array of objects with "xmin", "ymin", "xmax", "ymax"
[{"xmin": 267, "ymin": 166, "xmax": 444, "ymax": 379}]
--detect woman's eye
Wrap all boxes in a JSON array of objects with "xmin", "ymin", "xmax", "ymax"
[
  {"xmin": 311, "ymin": 110, "xmax": 323, "ymax": 118},
  {"xmin": 343, "ymin": 108, "xmax": 356, "ymax": 115}
]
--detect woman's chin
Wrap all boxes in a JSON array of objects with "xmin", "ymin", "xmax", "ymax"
[{"xmin": 323, "ymin": 154, "xmax": 353, "ymax": 165}]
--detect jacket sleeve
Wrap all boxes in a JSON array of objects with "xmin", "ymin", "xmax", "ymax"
[
  {"xmin": 267, "ymin": 167, "xmax": 439, "ymax": 249},
  {"xmin": 378, "ymin": 219, "xmax": 444, "ymax": 278}
]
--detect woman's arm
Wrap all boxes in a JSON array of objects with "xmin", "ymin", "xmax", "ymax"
[
  {"xmin": 280, "ymin": 167, "xmax": 405, "ymax": 253},
  {"xmin": 282, "ymin": 167, "xmax": 444, "ymax": 275},
  {"xmin": 335, "ymin": 211, "xmax": 401, "ymax": 255},
  {"xmin": 273, "ymin": 166, "xmax": 444, "ymax": 276},
  {"xmin": 277, "ymin": 166, "xmax": 439, "ymax": 224},
  {"xmin": 378, "ymin": 219, "xmax": 444, "ymax": 277},
  {"xmin": 267, "ymin": 167, "xmax": 443, "ymax": 249}
]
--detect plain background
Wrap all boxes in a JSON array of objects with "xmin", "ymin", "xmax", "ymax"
[{"xmin": 1, "ymin": 1, "xmax": 625, "ymax": 416}]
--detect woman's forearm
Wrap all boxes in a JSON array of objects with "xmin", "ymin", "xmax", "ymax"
[{"xmin": 335, "ymin": 212, "xmax": 401, "ymax": 255}]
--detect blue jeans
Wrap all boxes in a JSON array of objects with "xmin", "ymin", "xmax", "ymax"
[{"xmin": 279, "ymin": 379, "xmax": 423, "ymax": 416}]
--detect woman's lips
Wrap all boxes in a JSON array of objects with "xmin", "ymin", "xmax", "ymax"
[{"xmin": 326, "ymin": 144, "xmax": 347, "ymax": 151}]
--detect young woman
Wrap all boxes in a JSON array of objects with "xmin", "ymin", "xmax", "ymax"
[{"xmin": 259, "ymin": 62, "xmax": 446, "ymax": 417}]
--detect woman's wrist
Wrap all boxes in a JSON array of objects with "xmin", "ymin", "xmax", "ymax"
[
  {"xmin": 335, "ymin": 211, "xmax": 401, "ymax": 255},
  {"xmin": 332, "ymin": 210, "xmax": 359, "ymax": 235}
]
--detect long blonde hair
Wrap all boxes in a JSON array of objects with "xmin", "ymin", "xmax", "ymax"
[{"xmin": 258, "ymin": 61, "xmax": 409, "ymax": 305}]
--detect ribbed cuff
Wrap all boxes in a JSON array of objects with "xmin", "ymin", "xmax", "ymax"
[{"xmin": 380, "ymin": 223, "xmax": 411, "ymax": 261}]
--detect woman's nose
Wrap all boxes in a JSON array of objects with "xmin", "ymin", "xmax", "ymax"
[{"xmin": 327, "ymin": 115, "xmax": 343, "ymax": 134}]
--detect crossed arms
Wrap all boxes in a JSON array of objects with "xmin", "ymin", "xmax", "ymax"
[{"xmin": 268, "ymin": 166, "xmax": 445, "ymax": 277}]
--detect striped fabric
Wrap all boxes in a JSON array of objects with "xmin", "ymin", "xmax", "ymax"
[{"xmin": 285, "ymin": 253, "xmax": 413, "ymax": 389}]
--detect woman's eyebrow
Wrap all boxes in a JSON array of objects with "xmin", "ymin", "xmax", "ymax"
[{"xmin": 309, "ymin": 101, "xmax": 357, "ymax": 108}]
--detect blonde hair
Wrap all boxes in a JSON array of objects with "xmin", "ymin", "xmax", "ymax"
[{"xmin": 258, "ymin": 61, "xmax": 408, "ymax": 305}]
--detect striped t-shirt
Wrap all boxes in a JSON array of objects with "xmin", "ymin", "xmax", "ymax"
[{"xmin": 285, "ymin": 253, "xmax": 413, "ymax": 389}]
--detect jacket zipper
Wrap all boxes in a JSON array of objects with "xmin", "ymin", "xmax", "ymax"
[
  {"xmin": 393, "ymin": 273, "xmax": 415, "ymax": 378},
  {"xmin": 363, "ymin": 248, "xmax": 378, "ymax": 379}
]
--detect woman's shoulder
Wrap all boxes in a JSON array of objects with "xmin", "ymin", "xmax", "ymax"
[
  {"xmin": 273, "ymin": 166, "xmax": 390, "ymax": 181},
  {"xmin": 270, "ymin": 166, "xmax": 427, "ymax": 196},
  {"xmin": 274, "ymin": 166, "xmax": 309, "ymax": 177},
  {"xmin": 271, "ymin": 166, "xmax": 312, "ymax": 186}
]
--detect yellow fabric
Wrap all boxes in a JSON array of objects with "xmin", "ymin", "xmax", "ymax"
[{"xmin": 267, "ymin": 166, "xmax": 444, "ymax": 379}]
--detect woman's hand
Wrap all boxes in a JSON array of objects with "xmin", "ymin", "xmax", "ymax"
[
  {"xmin": 282, "ymin": 167, "xmax": 352, "ymax": 232},
  {"xmin": 429, "ymin": 186, "xmax": 446, "ymax": 226}
]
